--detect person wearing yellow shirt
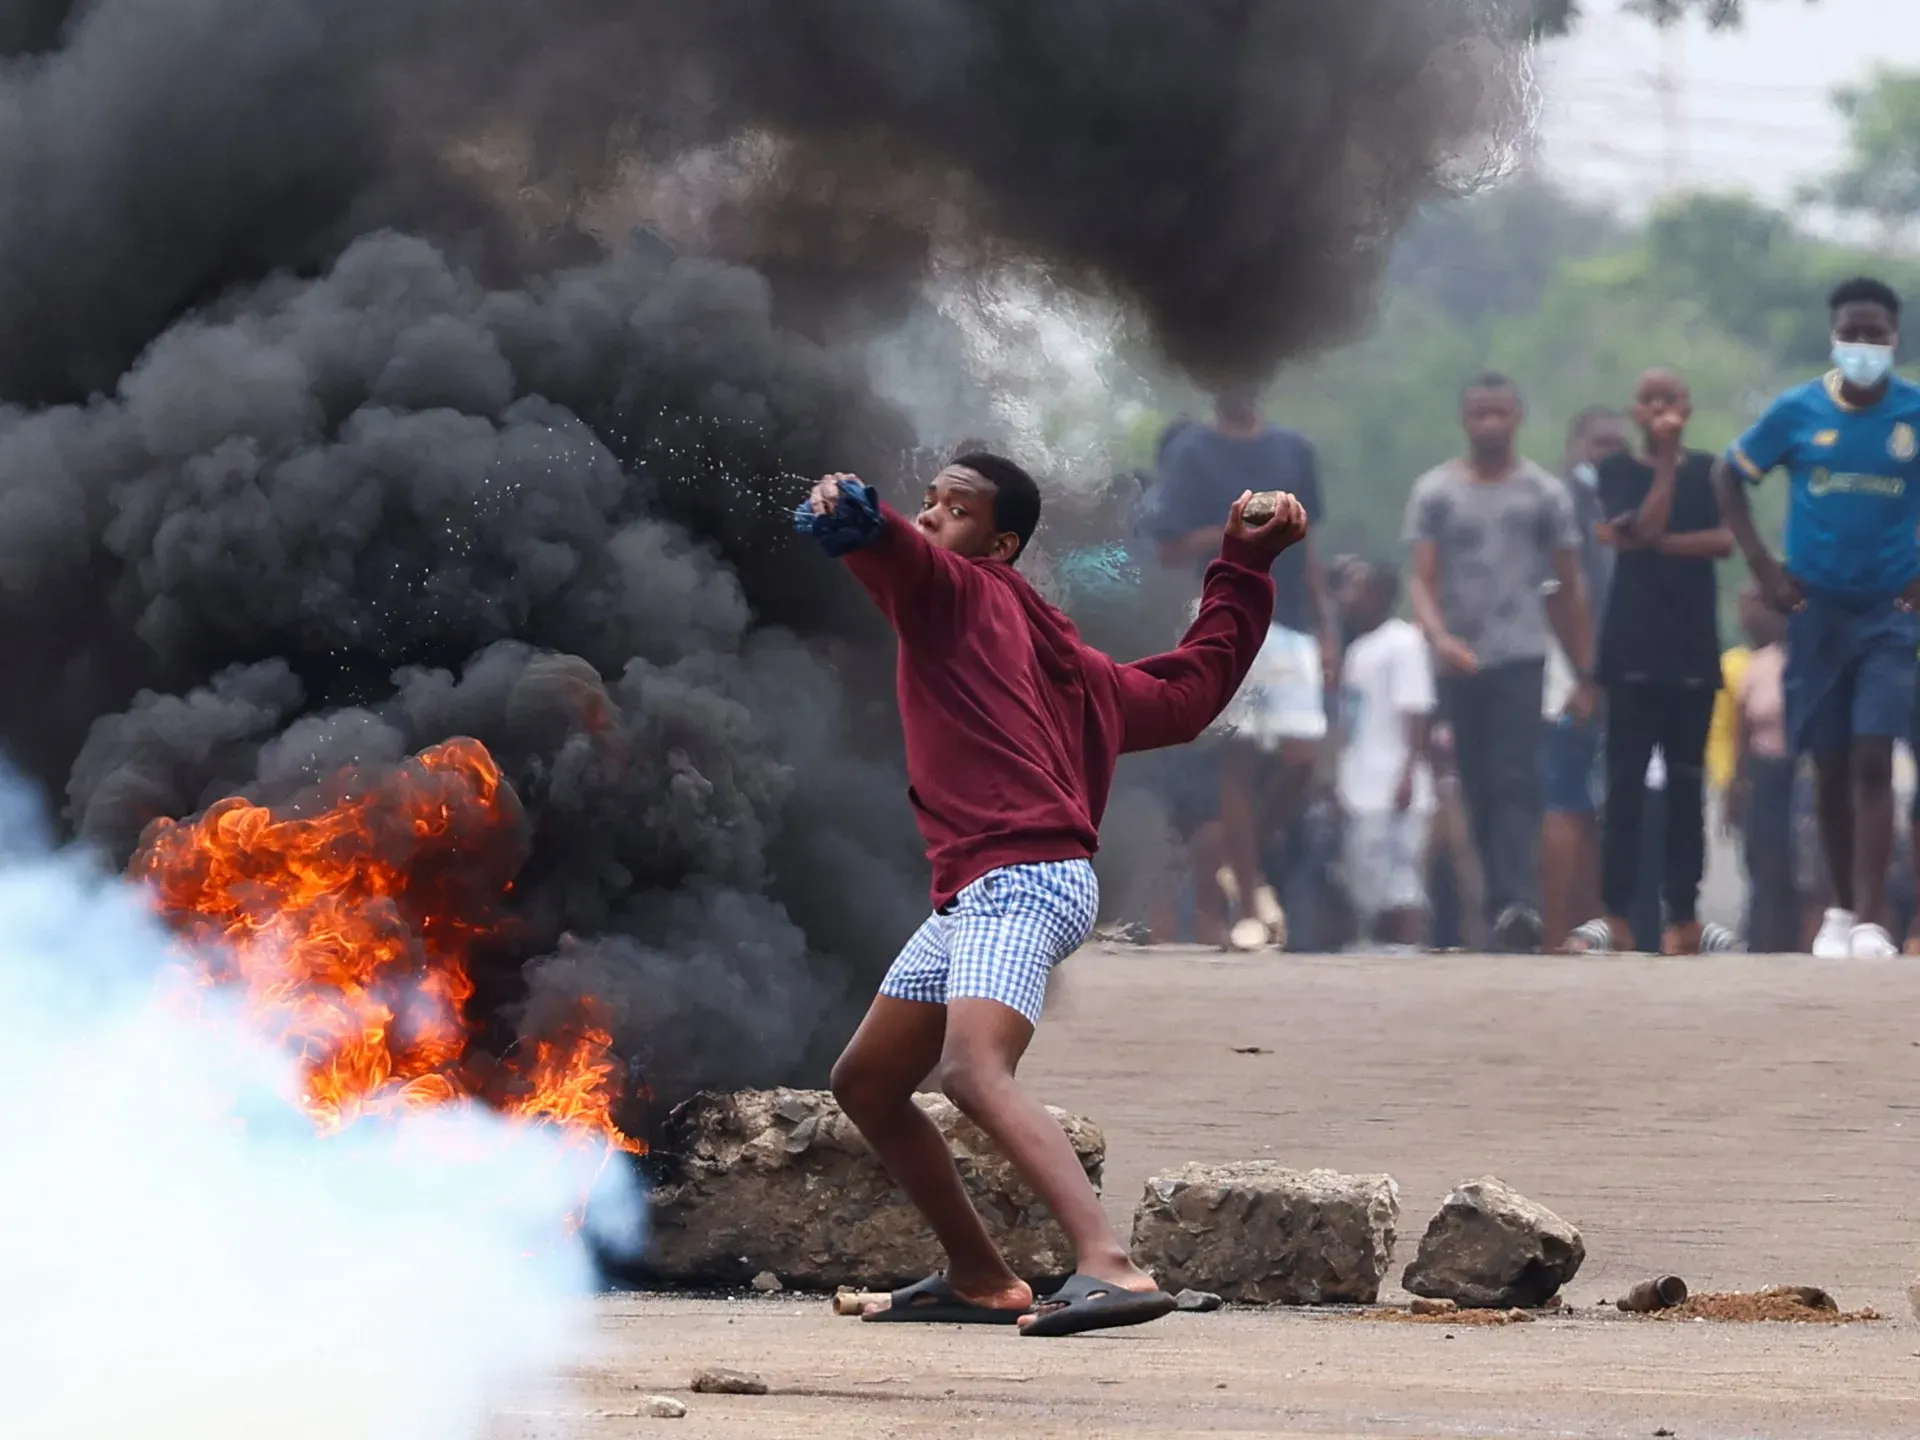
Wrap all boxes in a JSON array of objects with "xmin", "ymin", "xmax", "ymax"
[{"xmin": 1707, "ymin": 644, "xmax": 1750, "ymax": 797}]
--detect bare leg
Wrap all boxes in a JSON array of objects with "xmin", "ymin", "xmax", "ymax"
[
  {"xmin": 1218, "ymin": 740, "xmax": 1272, "ymax": 925},
  {"xmin": 1813, "ymin": 750, "xmax": 1856, "ymax": 912},
  {"xmin": 931, "ymin": 998, "xmax": 1157, "ymax": 1332},
  {"xmin": 1376, "ymin": 907, "xmax": 1428, "ymax": 947},
  {"xmin": 1540, "ymin": 811, "xmax": 1588, "ymax": 951},
  {"xmin": 830, "ymin": 998, "xmax": 1030, "ymax": 1313},
  {"xmin": 1851, "ymin": 738, "xmax": 1896, "ymax": 928}
]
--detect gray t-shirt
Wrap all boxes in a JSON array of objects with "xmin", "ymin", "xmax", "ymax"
[{"xmin": 1402, "ymin": 458, "xmax": 1581, "ymax": 670}]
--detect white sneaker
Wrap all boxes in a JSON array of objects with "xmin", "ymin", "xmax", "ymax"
[
  {"xmin": 1849, "ymin": 923, "xmax": 1898, "ymax": 959},
  {"xmin": 1811, "ymin": 908, "xmax": 1856, "ymax": 960},
  {"xmin": 1251, "ymin": 885, "xmax": 1289, "ymax": 948}
]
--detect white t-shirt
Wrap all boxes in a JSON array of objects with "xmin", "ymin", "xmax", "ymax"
[{"xmin": 1338, "ymin": 619, "xmax": 1437, "ymax": 815}]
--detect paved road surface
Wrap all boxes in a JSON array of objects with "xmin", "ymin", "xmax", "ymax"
[{"xmin": 499, "ymin": 948, "xmax": 1920, "ymax": 1439}]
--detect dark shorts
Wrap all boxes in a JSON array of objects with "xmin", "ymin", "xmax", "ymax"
[
  {"xmin": 1151, "ymin": 742, "xmax": 1222, "ymax": 838},
  {"xmin": 1541, "ymin": 715, "xmax": 1600, "ymax": 817},
  {"xmin": 1785, "ymin": 591, "xmax": 1919, "ymax": 755}
]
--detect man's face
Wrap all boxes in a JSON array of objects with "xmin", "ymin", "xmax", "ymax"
[
  {"xmin": 1834, "ymin": 300, "xmax": 1898, "ymax": 349},
  {"xmin": 917, "ymin": 465, "xmax": 1018, "ymax": 561},
  {"xmin": 1461, "ymin": 385, "xmax": 1521, "ymax": 454},
  {"xmin": 1629, "ymin": 369, "xmax": 1692, "ymax": 438},
  {"xmin": 1570, "ymin": 415, "xmax": 1627, "ymax": 470}
]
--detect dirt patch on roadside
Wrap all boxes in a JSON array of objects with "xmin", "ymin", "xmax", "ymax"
[
  {"xmin": 1652, "ymin": 1289, "xmax": 1881, "ymax": 1324},
  {"xmin": 1354, "ymin": 1307, "xmax": 1540, "ymax": 1327}
]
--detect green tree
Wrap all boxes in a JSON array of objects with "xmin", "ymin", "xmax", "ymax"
[
  {"xmin": 1532, "ymin": 0, "xmax": 1807, "ymax": 37},
  {"xmin": 1814, "ymin": 68, "xmax": 1920, "ymax": 246}
]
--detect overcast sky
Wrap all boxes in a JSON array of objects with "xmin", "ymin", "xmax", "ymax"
[{"xmin": 1536, "ymin": 0, "xmax": 1919, "ymax": 216}]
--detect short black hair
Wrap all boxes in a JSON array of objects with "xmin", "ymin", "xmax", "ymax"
[
  {"xmin": 1462, "ymin": 371, "xmax": 1521, "ymax": 404},
  {"xmin": 1829, "ymin": 276, "xmax": 1901, "ymax": 319},
  {"xmin": 1567, "ymin": 405, "xmax": 1619, "ymax": 440},
  {"xmin": 951, "ymin": 452, "xmax": 1042, "ymax": 557}
]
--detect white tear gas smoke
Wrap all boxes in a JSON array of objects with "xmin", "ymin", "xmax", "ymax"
[
  {"xmin": 0, "ymin": 767, "xmax": 638, "ymax": 1440},
  {"xmin": 0, "ymin": 0, "xmax": 1537, "ymax": 1108}
]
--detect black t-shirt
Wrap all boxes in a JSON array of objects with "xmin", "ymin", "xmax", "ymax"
[
  {"xmin": 1144, "ymin": 423, "xmax": 1324, "ymax": 633},
  {"xmin": 1595, "ymin": 449, "xmax": 1723, "ymax": 686}
]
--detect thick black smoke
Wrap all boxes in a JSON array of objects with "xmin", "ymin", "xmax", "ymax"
[{"xmin": 0, "ymin": 0, "xmax": 1531, "ymax": 1110}]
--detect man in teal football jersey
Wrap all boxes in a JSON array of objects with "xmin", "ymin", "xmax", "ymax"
[{"xmin": 1714, "ymin": 278, "xmax": 1920, "ymax": 959}]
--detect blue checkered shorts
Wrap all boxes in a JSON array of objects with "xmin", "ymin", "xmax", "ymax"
[{"xmin": 879, "ymin": 860, "xmax": 1100, "ymax": 1026}]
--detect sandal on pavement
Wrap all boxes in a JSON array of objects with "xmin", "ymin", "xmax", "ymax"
[
  {"xmin": 861, "ymin": 1274, "xmax": 1029, "ymax": 1325},
  {"xmin": 1019, "ymin": 1274, "xmax": 1178, "ymax": 1339}
]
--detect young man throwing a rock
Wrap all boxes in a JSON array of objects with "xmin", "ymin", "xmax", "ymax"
[{"xmin": 800, "ymin": 455, "xmax": 1304, "ymax": 1336}]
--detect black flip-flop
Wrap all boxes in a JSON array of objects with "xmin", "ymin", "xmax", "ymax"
[
  {"xmin": 860, "ymin": 1274, "xmax": 1028, "ymax": 1325},
  {"xmin": 1018, "ymin": 1274, "xmax": 1178, "ymax": 1338}
]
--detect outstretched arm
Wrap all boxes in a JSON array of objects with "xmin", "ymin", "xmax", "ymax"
[
  {"xmin": 1116, "ymin": 493, "xmax": 1303, "ymax": 753},
  {"xmin": 800, "ymin": 473, "xmax": 972, "ymax": 636}
]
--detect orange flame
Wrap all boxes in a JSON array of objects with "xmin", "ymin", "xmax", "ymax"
[{"xmin": 128, "ymin": 738, "xmax": 642, "ymax": 1154}]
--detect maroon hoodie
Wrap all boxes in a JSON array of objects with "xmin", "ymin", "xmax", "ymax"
[{"xmin": 844, "ymin": 505, "xmax": 1276, "ymax": 907}]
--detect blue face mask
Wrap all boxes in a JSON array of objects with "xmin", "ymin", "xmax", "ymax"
[
  {"xmin": 1832, "ymin": 339, "xmax": 1896, "ymax": 388},
  {"xmin": 1571, "ymin": 462, "xmax": 1598, "ymax": 488}
]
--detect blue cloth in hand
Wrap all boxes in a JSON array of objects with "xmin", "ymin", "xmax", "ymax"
[{"xmin": 792, "ymin": 477, "xmax": 884, "ymax": 557}]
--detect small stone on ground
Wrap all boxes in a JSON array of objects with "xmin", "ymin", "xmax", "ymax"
[
  {"xmin": 751, "ymin": 1270, "xmax": 783, "ymax": 1293},
  {"xmin": 643, "ymin": 1396, "xmax": 688, "ymax": 1418},
  {"xmin": 1409, "ymin": 1297, "xmax": 1458, "ymax": 1316},
  {"xmin": 691, "ymin": 1368, "xmax": 769, "ymax": 1395},
  {"xmin": 1174, "ymin": 1289, "xmax": 1224, "ymax": 1312}
]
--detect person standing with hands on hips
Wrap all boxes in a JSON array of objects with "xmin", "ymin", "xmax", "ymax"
[{"xmin": 1713, "ymin": 278, "xmax": 1920, "ymax": 959}]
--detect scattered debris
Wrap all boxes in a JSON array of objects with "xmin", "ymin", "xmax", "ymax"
[
  {"xmin": 831, "ymin": 1290, "xmax": 889, "ymax": 1317},
  {"xmin": 691, "ymin": 1368, "xmax": 769, "ymax": 1395},
  {"xmin": 1231, "ymin": 1046, "xmax": 1272, "ymax": 1055},
  {"xmin": 751, "ymin": 1270, "xmax": 784, "ymax": 1294},
  {"xmin": 643, "ymin": 1397, "xmax": 688, "ymax": 1419},
  {"xmin": 1356, "ymin": 1306, "xmax": 1534, "ymax": 1327},
  {"xmin": 1402, "ymin": 1177, "xmax": 1584, "ymax": 1309},
  {"xmin": 1175, "ymin": 1289, "xmax": 1224, "ymax": 1313},
  {"xmin": 1617, "ymin": 1276, "xmax": 1689, "ymax": 1313},
  {"xmin": 1908, "ymin": 1277, "xmax": 1919, "ymax": 1323},
  {"xmin": 1650, "ymin": 1288, "xmax": 1879, "ymax": 1324},
  {"xmin": 1409, "ymin": 1297, "xmax": 1458, "ymax": 1316},
  {"xmin": 1654, "ymin": 1429, "xmax": 1674, "ymax": 1437}
]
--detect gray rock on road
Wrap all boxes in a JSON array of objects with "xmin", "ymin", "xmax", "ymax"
[
  {"xmin": 1402, "ymin": 1176, "xmax": 1585, "ymax": 1309},
  {"xmin": 1128, "ymin": 1163, "xmax": 1400, "ymax": 1304},
  {"xmin": 690, "ymin": 1369, "xmax": 767, "ymax": 1396},
  {"xmin": 647, "ymin": 1088, "xmax": 1103, "ymax": 1289}
]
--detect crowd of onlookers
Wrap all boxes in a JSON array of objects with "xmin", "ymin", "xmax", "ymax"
[{"xmin": 1049, "ymin": 275, "xmax": 1920, "ymax": 956}]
